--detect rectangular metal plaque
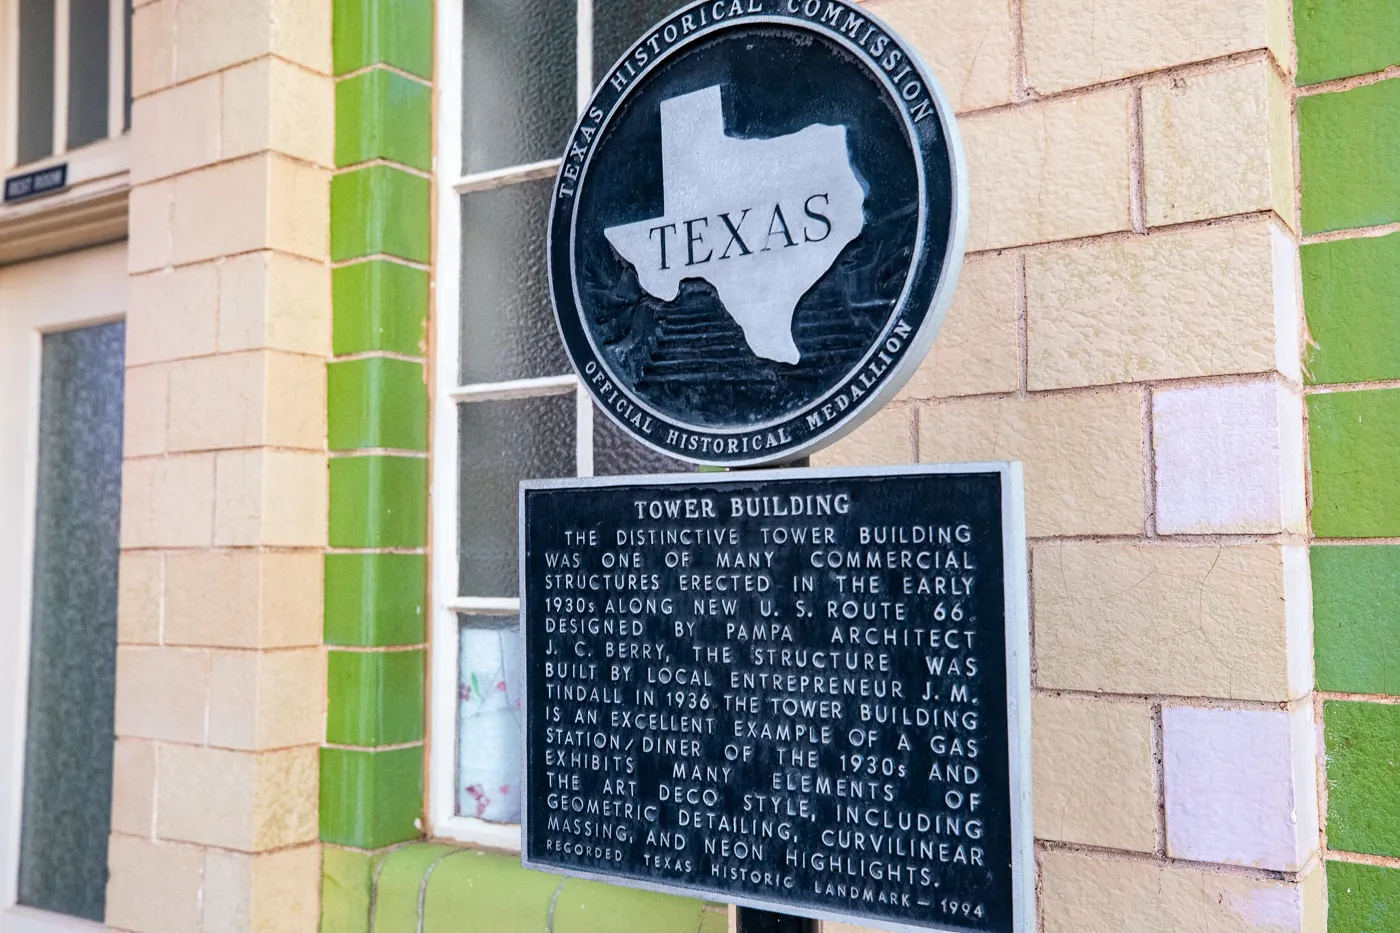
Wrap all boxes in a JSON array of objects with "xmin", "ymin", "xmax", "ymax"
[
  {"xmin": 520, "ymin": 464, "xmax": 1031, "ymax": 933},
  {"xmin": 4, "ymin": 163, "xmax": 67, "ymax": 203}
]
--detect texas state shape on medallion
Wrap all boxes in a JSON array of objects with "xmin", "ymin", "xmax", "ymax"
[{"xmin": 604, "ymin": 85, "xmax": 866, "ymax": 364}]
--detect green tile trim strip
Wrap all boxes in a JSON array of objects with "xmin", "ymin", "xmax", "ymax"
[
  {"xmin": 329, "ymin": 455, "xmax": 428, "ymax": 550},
  {"xmin": 1299, "ymin": 78, "xmax": 1400, "ymax": 235},
  {"xmin": 333, "ymin": 0, "xmax": 434, "ymax": 79},
  {"xmin": 1302, "ymin": 232, "xmax": 1400, "ymax": 385},
  {"xmin": 328, "ymin": 357, "xmax": 429, "ymax": 452},
  {"xmin": 331, "ymin": 166, "xmax": 432, "ymax": 263},
  {"xmin": 1328, "ymin": 859, "xmax": 1400, "ymax": 932},
  {"xmin": 1325, "ymin": 700, "xmax": 1400, "ymax": 858},
  {"xmin": 324, "ymin": 554, "xmax": 426, "ymax": 648},
  {"xmin": 1314, "ymin": 546, "xmax": 1400, "ymax": 695},
  {"xmin": 1307, "ymin": 389, "xmax": 1400, "ymax": 538},
  {"xmin": 324, "ymin": 0, "xmax": 433, "ymax": 881},
  {"xmin": 336, "ymin": 69, "xmax": 433, "ymax": 171},
  {"xmin": 327, "ymin": 649, "xmax": 426, "ymax": 746},
  {"xmin": 1295, "ymin": 0, "xmax": 1400, "ymax": 86},
  {"xmin": 320, "ymin": 747, "xmax": 424, "ymax": 849},
  {"xmin": 337, "ymin": 843, "xmax": 723, "ymax": 933}
]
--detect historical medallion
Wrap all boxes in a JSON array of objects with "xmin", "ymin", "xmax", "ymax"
[{"xmin": 549, "ymin": 0, "xmax": 967, "ymax": 466}]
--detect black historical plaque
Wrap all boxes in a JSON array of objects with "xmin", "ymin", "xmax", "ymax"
[
  {"xmin": 548, "ymin": 0, "xmax": 967, "ymax": 466},
  {"xmin": 521, "ymin": 466, "xmax": 1031, "ymax": 933}
]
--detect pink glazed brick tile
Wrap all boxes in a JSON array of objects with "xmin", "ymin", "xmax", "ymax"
[{"xmin": 1163, "ymin": 705, "xmax": 1317, "ymax": 870}]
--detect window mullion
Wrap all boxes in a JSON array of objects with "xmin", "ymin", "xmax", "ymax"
[
  {"xmin": 576, "ymin": 0, "xmax": 592, "ymax": 113},
  {"xmin": 105, "ymin": 0, "xmax": 123, "ymax": 139},
  {"xmin": 51, "ymin": 0, "xmax": 68, "ymax": 155}
]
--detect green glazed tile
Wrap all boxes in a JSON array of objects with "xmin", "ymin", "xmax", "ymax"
[
  {"xmin": 321, "ymin": 847, "xmax": 376, "ymax": 933},
  {"xmin": 372, "ymin": 843, "xmax": 457, "ymax": 933},
  {"xmin": 552, "ymin": 879, "xmax": 705, "ymax": 933},
  {"xmin": 1326, "ymin": 701, "xmax": 1400, "ymax": 857},
  {"xmin": 329, "ymin": 455, "xmax": 428, "ymax": 549},
  {"xmin": 333, "ymin": 261, "xmax": 429, "ymax": 357},
  {"xmin": 331, "ymin": 166, "xmax": 431, "ymax": 263},
  {"xmin": 1329, "ymin": 859, "xmax": 1400, "ymax": 932},
  {"xmin": 1303, "ymin": 233, "xmax": 1400, "ymax": 384},
  {"xmin": 1314, "ymin": 546, "xmax": 1400, "ymax": 694},
  {"xmin": 325, "ymin": 553, "xmax": 425, "ymax": 648},
  {"xmin": 333, "ymin": 0, "xmax": 434, "ymax": 78},
  {"xmin": 327, "ymin": 649, "xmax": 425, "ymax": 747},
  {"xmin": 1300, "ymin": 79, "xmax": 1400, "ymax": 234},
  {"xmin": 1296, "ymin": 0, "xmax": 1400, "ymax": 85},
  {"xmin": 320, "ymin": 746, "xmax": 423, "ymax": 849},
  {"xmin": 1308, "ymin": 389, "xmax": 1400, "ymax": 537},
  {"xmin": 328, "ymin": 357, "xmax": 428, "ymax": 452},
  {"xmin": 336, "ymin": 69, "xmax": 432, "ymax": 171},
  {"xmin": 421, "ymin": 850, "xmax": 560, "ymax": 933}
]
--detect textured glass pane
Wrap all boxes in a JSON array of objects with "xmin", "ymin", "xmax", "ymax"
[
  {"xmin": 19, "ymin": 322, "xmax": 124, "ymax": 922},
  {"xmin": 594, "ymin": 404, "xmax": 694, "ymax": 476},
  {"xmin": 594, "ymin": 0, "xmax": 689, "ymax": 79},
  {"xmin": 459, "ymin": 181, "xmax": 571, "ymax": 384},
  {"xmin": 459, "ymin": 394, "xmax": 575, "ymax": 596},
  {"xmin": 456, "ymin": 618, "xmax": 523, "ymax": 822},
  {"xmin": 18, "ymin": 0, "xmax": 56, "ymax": 164},
  {"xmin": 67, "ymin": 0, "xmax": 110, "ymax": 148},
  {"xmin": 461, "ymin": 0, "xmax": 576, "ymax": 174}
]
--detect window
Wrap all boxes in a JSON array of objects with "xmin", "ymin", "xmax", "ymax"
[
  {"xmin": 431, "ymin": 0, "xmax": 693, "ymax": 846},
  {"xmin": 6, "ymin": 0, "xmax": 131, "ymax": 169}
]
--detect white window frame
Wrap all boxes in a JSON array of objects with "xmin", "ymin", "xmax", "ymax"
[
  {"xmin": 0, "ymin": 241, "xmax": 127, "ymax": 933},
  {"xmin": 0, "ymin": 0, "xmax": 129, "ymax": 178},
  {"xmin": 429, "ymin": 0, "xmax": 602, "ymax": 849}
]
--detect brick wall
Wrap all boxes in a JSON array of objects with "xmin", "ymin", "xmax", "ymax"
[
  {"xmin": 1294, "ymin": 1, "xmax": 1400, "ymax": 927},
  {"xmin": 110, "ymin": 0, "xmax": 333, "ymax": 930},
  {"xmin": 819, "ymin": 0, "xmax": 1324, "ymax": 929}
]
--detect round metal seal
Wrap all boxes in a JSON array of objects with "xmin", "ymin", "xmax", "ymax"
[{"xmin": 549, "ymin": 0, "xmax": 967, "ymax": 466}]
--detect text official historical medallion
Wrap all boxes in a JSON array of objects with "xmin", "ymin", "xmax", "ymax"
[
  {"xmin": 520, "ymin": 466, "xmax": 1032, "ymax": 932},
  {"xmin": 548, "ymin": 0, "xmax": 967, "ymax": 466}
]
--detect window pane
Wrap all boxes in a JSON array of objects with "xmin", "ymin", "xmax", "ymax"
[
  {"xmin": 19, "ymin": 322, "xmax": 124, "ymax": 922},
  {"xmin": 459, "ymin": 394, "xmax": 576, "ymax": 597},
  {"xmin": 461, "ymin": 0, "xmax": 576, "ymax": 174},
  {"xmin": 18, "ymin": 0, "xmax": 56, "ymax": 164},
  {"xmin": 594, "ymin": 404, "xmax": 693, "ymax": 475},
  {"xmin": 67, "ymin": 0, "xmax": 110, "ymax": 148},
  {"xmin": 456, "ymin": 618, "xmax": 523, "ymax": 822},
  {"xmin": 459, "ymin": 181, "xmax": 571, "ymax": 384},
  {"xmin": 594, "ymin": 0, "xmax": 689, "ymax": 80}
]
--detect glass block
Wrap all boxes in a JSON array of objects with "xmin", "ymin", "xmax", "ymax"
[
  {"xmin": 594, "ymin": 403, "xmax": 694, "ymax": 476},
  {"xmin": 19, "ymin": 322, "xmax": 125, "ymax": 922},
  {"xmin": 456, "ymin": 619, "xmax": 524, "ymax": 822},
  {"xmin": 459, "ymin": 181, "xmax": 571, "ymax": 384},
  {"xmin": 18, "ymin": 0, "xmax": 55, "ymax": 164},
  {"xmin": 459, "ymin": 394, "xmax": 576, "ymax": 597},
  {"xmin": 461, "ymin": 0, "xmax": 577, "ymax": 175},
  {"xmin": 594, "ymin": 0, "xmax": 689, "ymax": 80},
  {"xmin": 67, "ymin": 0, "xmax": 110, "ymax": 148}
]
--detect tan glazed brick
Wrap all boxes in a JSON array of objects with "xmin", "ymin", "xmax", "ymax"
[
  {"xmin": 175, "ymin": 0, "xmax": 330, "ymax": 82},
  {"xmin": 130, "ymin": 75, "xmax": 221, "ymax": 184},
  {"xmin": 1033, "ymin": 543, "xmax": 1305, "ymax": 700},
  {"xmin": 127, "ymin": 264, "xmax": 220, "ymax": 366},
  {"xmin": 157, "ymin": 744, "xmax": 319, "ymax": 851},
  {"xmin": 207, "ymin": 648, "xmax": 325, "ymax": 750},
  {"xmin": 123, "ymin": 365, "xmax": 170, "ymax": 458},
  {"xmin": 962, "ymin": 89, "xmax": 1131, "ymax": 252},
  {"xmin": 897, "ymin": 255, "xmax": 1020, "ymax": 400},
  {"xmin": 1023, "ymin": 0, "xmax": 1290, "ymax": 95},
  {"xmin": 115, "ymin": 645, "xmax": 210, "ymax": 743},
  {"xmin": 129, "ymin": 0, "xmax": 174, "ymax": 99},
  {"xmin": 918, "ymin": 391, "xmax": 1143, "ymax": 537},
  {"xmin": 214, "ymin": 449, "xmax": 328, "ymax": 548},
  {"xmin": 127, "ymin": 180, "xmax": 175, "ymax": 274},
  {"xmin": 1042, "ymin": 849, "xmax": 1322, "ymax": 933},
  {"xmin": 1032, "ymin": 695, "xmax": 1157, "ymax": 852},
  {"xmin": 166, "ymin": 351, "xmax": 326, "ymax": 453},
  {"xmin": 117, "ymin": 552, "xmax": 163, "ymax": 644},
  {"xmin": 120, "ymin": 454, "xmax": 217, "ymax": 549},
  {"xmin": 106, "ymin": 835, "xmax": 204, "ymax": 933},
  {"xmin": 862, "ymin": 0, "xmax": 1014, "ymax": 113},
  {"xmin": 1027, "ymin": 220, "xmax": 1289, "ymax": 390},
  {"xmin": 110, "ymin": 738, "xmax": 157, "ymax": 836},
  {"xmin": 222, "ymin": 58, "xmax": 335, "ymax": 168},
  {"xmin": 164, "ymin": 550, "xmax": 322, "ymax": 648},
  {"xmin": 218, "ymin": 252, "xmax": 332, "ymax": 356},
  {"xmin": 1142, "ymin": 61, "xmax": 1295, "ymax": 229},
  {"xmin": 811, "ymin": 406, "xmax": 913, "ymax": 467},
  {"xmin": 204, "ymin": 846, "xmax": 321, "ymax": 933}
]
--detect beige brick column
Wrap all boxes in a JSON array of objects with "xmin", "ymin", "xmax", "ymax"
[{"xmin": 110, "ymin": 1, "xmax": 332, "ymax": 931}]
